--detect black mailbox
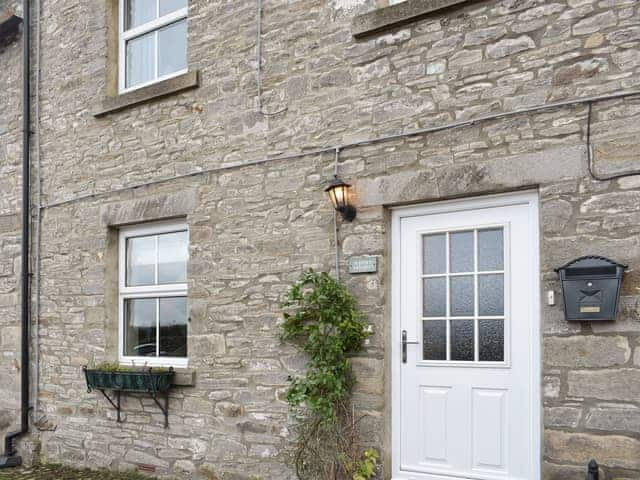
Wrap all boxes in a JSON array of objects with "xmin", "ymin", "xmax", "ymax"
[{"xmin": 555, "ymin": 256, "xmax": 627, "ymax": 321}]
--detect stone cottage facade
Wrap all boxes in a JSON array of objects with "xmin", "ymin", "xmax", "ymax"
[{"xmin": 1, "ymin": 0, "xmax": 640, "ymax": 478}]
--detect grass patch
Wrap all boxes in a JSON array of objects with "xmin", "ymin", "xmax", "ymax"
[{"xmin": 0, "ymin": 465, "xmax": 160, "ymax": 480}]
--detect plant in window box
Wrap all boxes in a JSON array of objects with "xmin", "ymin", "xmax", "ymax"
[{"xmin": 281, "ymin": 269, "xmax": 378, "ymax": 480}]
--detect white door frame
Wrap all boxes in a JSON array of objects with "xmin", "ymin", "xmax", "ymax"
[{"xmin": 390, "ymin": 191, "xmax": 541, "ymax": 480}]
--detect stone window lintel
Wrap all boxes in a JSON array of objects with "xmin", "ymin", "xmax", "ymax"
[{"xmin": 352, "ymin": 0, "xmax": 478, "ymax": 38}]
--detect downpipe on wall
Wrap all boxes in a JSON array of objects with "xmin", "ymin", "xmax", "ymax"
[{"xmin": 0, "ymin": 0, "xmax": 31, "ymax": 469}]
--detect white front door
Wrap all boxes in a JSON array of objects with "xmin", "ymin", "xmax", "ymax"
[{"xmin": 392, "ymin": 192, "xmax": 540, "ymax": 480}]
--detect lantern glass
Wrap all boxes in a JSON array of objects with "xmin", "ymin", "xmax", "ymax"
[
  {"xmin": 329, "ymin": 184, "xmax": 348, "ymax": 210},
  {"xmin": 325, "ymin": 177, "xmax": 356, "ymax": 222}
]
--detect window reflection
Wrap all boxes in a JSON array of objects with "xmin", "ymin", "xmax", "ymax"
[
  {"xmin": 158, "ymin": 231, "xmax": 188, "ymax": 284},
  {"xmin": 159, "ymin": 297, "xmax": 188, "ymax": 357},
  {"xmin": 124, "ymin": 298, "xmax": 157, "ymax": 357}
]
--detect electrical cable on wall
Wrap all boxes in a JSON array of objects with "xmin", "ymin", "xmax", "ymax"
[
  {"xmin": 40, "ymin": 88, "xmax": 640, "ymax": 211},
  {"xmin": 256, "ymin": 0, "xmax": 287, "ymax": 116},
  {"xmin": 586, "ymin": 101, "xmax": 640, "ymax": 182}
]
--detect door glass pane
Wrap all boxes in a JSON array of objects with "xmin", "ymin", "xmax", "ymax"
[
  {"xmin": 479, "ymin": 319, "xmax": 504, "ymax": 362},
  {"xmin": 478, "ymin": 228, "xmax": 504, "ymax": 271},
  {"xmin": 450, "ymin": 320, "xmax": 474, "ymax": 361},
  {"xmin": 160, "ymin": 0, "xmax": 187, "ymax": 16},
  {"xmin": 158, "ymin": 19, "xmax": 187, "ymax": 78},
  {"xmin": 450, "ymin": 276, "xmax": 474, "ymax": 316},
  {"xmin": 423, "ymin": 234, "xmax": 446, "ymax": 274},
  {"xmin": 159, "ymin": 297, "xmax": 187, "ymax": 357},
  {"xmin": 127, "ymin": 235, "xmax": 156, "ymax": 286},
  {"xmin": 126, "ymin": 32, "xmax": 155, "ymax": 88},
  {"xmin": 479, "ymin": 274, "xmax": 504, "ymax": 316},
  {"xmin": 124, "ymin": 298, "xmax": 157, "ymax": 357},
  {"xmin": 423, "ymin": 320, "xmax": 446, "ymax": 360},
  {"xmin": 126, "ymin": 0, "xmax": 156, "ymax": 30},
  {"xmin": 423, "ymin": 278, "xmax": 446, "ymax": 317},
  {"xmin": 418, "ymin": 226, "xmax": 508, "ymax": 364},
  {"xmin": 450, "ymin": 231, "xmax": 474, "ymax": 273},
  {"xmin": 158, "ymin": 231, "xmax": 188, "ymax": 284}
]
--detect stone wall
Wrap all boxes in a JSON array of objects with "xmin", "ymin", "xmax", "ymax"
[
  {"xmin": 2, "ymin": 0, "xmax": 640, "ymax": 478},
  {"xmin": 0, "ymin": 0, "xmax": 24, "ymax": 447}
]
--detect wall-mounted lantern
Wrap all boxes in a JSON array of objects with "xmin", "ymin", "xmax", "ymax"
[
  {"xmin": 325, "ymin": 177, "xmax": 356, "ymax": 222},
  {"xmin": 555, "ymin": 256, "xmax": 627, "ymax": 321}
]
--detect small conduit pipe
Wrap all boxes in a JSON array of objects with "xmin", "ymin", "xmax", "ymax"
[
  {"xmin": 0, "ymin": 0, "xmax": 31, "ymax": 469},
  {"xmin": 256, "ymin": 0, "xmax": 286, "ymax": 116},
  {"xmin": 32, "ymin": 0, "xmax": 43, "ymax": 429}
]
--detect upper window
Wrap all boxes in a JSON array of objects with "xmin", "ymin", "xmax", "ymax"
[
  {"xmin": 119, "ymin": 0, "xmax": 188, "ymax": 92},
  {"xmin": 119, "ymin": 221, "xmax": 189, "ymax": 367}
]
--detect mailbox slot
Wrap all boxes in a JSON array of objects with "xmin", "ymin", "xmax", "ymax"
[{"xmin": 555, "ymin": 256, "xmax": 627, "ymax": 321}]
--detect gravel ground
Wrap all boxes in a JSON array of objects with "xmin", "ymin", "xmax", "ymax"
[{"xmin": 0, "ymin": 465, "xmax": 158, "ymax": 480}]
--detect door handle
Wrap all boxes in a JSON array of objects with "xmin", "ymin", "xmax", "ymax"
[{"xmin": 402, "ymin": 330, "xmax": 420, "ymax": 363}]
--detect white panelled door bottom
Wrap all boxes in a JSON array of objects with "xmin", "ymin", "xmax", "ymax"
[{"xmin": 392, "ymin": 192, "xmax": 540, "ymax": 480}]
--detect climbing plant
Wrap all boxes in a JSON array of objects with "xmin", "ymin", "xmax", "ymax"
[{"xmin": 281, "ymin": 269, "xmax": 378, "ymax": 480}]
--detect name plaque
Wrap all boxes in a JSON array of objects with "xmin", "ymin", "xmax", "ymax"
[{"xmin": 348, "ymin": 256, "xmax": 378, "ymax": 274}]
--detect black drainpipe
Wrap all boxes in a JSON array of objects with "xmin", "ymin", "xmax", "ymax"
[{"xmin": 0, "ymin": 0, "xmax": 30, "ymax": 468}]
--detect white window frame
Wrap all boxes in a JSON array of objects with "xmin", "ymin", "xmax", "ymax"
[
  {"xmin": 118, "ymin": 0, "xmax": 189, "ymax": 94},
  {"xmin": 118, "ymin": 220, "xmax": 189, "ymax": 368}
]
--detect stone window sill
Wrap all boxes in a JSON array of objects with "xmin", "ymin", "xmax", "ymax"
[
  {"xmin": 172, "ymin": 367, "xmax": 196, "ymax": 387},
  {"xmin": 94, "ymin": 70, "xmax": 200, "ymax": 117},
  {"xmin": 352, "ymin": 0, "xmax": 475, "ymax": 38}
]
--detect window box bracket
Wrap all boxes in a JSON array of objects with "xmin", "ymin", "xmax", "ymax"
[{"xmin": 83, "ymin": 366, "xmax": 174, "ymax": 428}]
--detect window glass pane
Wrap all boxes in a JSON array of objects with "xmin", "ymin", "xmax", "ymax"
[
  {"xmin": 159, "ymin": 297, "xmax": 187, "ymax": 358},
  {"xmin": 450, "ymin": 319, "xmax": 474, "ymax": 361},
  {"xmin": 423, "ymin": 278, "xmax": 446, "ymax": 317},
  {"xmin": 450, "ymin": 276, "xmax": 474, "ymax": 316},
  {"xmin": 124, "ymin": 298, "xmax": 157, "ymax": 357},
  {"xmin": 450, "ymin": 231, "xmax": 474, "ymax": 273},
  {"xmin": 158, "ymin": 231, "xmax": 188, "ymax": 284},
  {"xmin": 159, "ymin": 0, "xmax": 187, "ymax": 16},
  {"xmin": 126, "ymin": 0, "xmax": 156, "ymax": 29},
  {"xmin": 479, "ymin": 319, "xmax": 504, "ymax": 362},
  {"xmin": 423, "ymin": 234, "xmax": 446, "ymax": 274},
  {"xmin": 127, "ymin": 235, "xmax": 156, "ymax": 286},
  {"xmin": 423, "ymin": 320, "xmax": 446, "ymax": 361},
  {"xmin": 479, "ymin": 274, "xmax": 504, "ymax": 316},
  {"xmin": 479, "ymin": 228, "xmax": 504, "ymax": 271},
  {"xmin": 158, "ymin": 19, "xmax": 187, "ymax": 78},
  {"xmin": 126, "ymin": 32, "xmax": 155, "ymax": 88}
]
